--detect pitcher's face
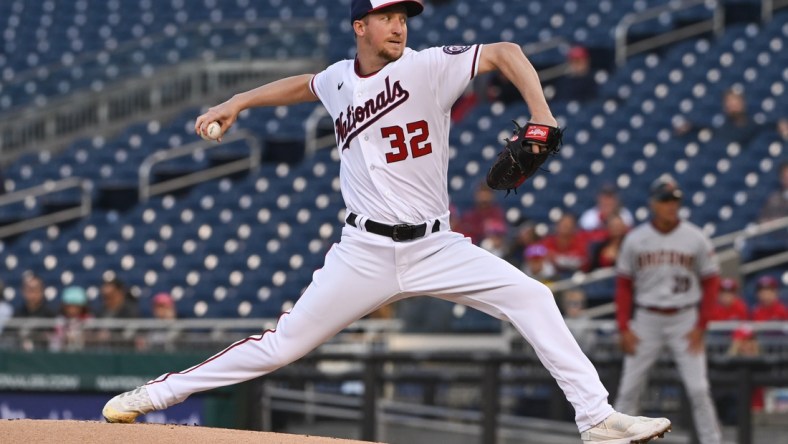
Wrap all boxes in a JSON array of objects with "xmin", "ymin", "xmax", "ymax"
[{"xmin": 357, "ymin": 6, "xmax": 408, "ymax": 62}]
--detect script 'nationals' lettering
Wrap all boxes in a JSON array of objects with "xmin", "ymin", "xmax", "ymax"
[{"xmin": 335, "ymin": 76, "xmax": 410, "ymax": 150}]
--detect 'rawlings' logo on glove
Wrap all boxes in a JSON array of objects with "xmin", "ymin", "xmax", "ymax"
[{"xmin": 486, "ymin": 121, "xmax": 563, "ymax": 194}]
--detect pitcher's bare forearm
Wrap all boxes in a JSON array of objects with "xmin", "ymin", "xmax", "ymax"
[
  {"xmin": 478, "ymin": 42, "xmax": 554, "ymax": 125},
  {"xmin": 231, "ymin": 74, "xmax": 319, "ymax": 111},
  {"xmin": 195, "ymin": 74, "xmax": 318, "ymax": 137}
]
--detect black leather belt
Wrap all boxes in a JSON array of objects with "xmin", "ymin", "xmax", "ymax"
[
  {"xmin": 637, "ymin": 304, "xmax": 695, "ymax": 315},
  {"xmin": 346, "ymin": 212, "xmax": 440, "ymax": 242}
]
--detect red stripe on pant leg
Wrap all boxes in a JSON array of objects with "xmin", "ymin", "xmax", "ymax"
[{"xmin": 146, "ymin": 311, "xmax": 290, "ymax": 386}]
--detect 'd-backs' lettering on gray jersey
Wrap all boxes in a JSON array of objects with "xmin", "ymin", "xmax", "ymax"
[{"xmin": 616, "ymin": 221, "xmax": 718, "ymax": 308}]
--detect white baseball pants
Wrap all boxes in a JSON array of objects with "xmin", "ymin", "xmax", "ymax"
[
  {"xmin": 145, "ymin": 224, "xmax": 614, "ymax": 431},
  {"xmin": 615, "ymin": 308, "xmax": 721, "ymax": 444}
]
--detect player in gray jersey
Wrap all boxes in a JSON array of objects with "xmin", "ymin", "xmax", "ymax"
[{"xmin": 615, "ymin": 175, "xmax": 722, "ymax": 444}]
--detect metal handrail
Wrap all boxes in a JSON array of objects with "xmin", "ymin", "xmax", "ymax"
[
  {"xmin": 0, "ymin": 317, "xmax": 403, "ymax": 337},
  {"xmin": 762, "ymin": 0, "xmax": 788, "ymax": 21},
  {"xmin": 0, "ymin": 177, "xmax": 91, "ymax": 239},
  {"xmin": 138, "ymin": 129, "xmax": 262, "ymax": 201},
  {"xmin": 0, "ymin": 21, "xmax": 327, "ymax": 164},
  {"xmin": 712, "ymin": 215, "xmax": 788, "ymax": 249},
  {"xmin": 615, "ymin": 0, "xmax": 724, "ymax": 66},
  {"xmin": 523, "ymin": 36, "xmax": 572, "ymax": 83},
  {"xmin": 303, "ymin": 106, "xmax": 334, "ymax": 159},
  {"xmin": 1, "ymin": 19, "xmax": 327, "ymax": 114}
]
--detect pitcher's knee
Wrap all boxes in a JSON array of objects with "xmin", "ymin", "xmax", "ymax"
[
  {"xmin": 266, "ymin": 347, "xmax": 304, "ymax": 369},
  {"xmin": 514, "ymin": 277, "xmax": 553, "ymax": 300}
]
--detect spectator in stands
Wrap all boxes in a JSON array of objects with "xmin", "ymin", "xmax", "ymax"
[
  {"xmin": 456, "ymin": 182, "xmax": 506, "ymax": 245},
  {"xmin": 136, "ymin": 292, "xmax": 177, "ymax": 352},
  {"xmin": 560, "ymin": 289, "xmax": 595, "ymax": 351},
  {"xmin": 504, "ymin": 220, "xmax": 540, "ymax": 269},
  {"xmin": 543, "ymin": 213, "xmax": 589, "ymax": 277},
  {"xmin": 97, "ymin": 278, "xmax": 139, "ymax": 319},
  {"xmin": 751, "ymin": 275, "xmax": 788, "ymax": 321},
  {"xmin": 675, "ymin": 86, "xmax": 759, "ymax": 145},
  {"xmin": 448, "ymin": 203, "xmax": 461, "ymax": 231},
  {"xmin": 49, "ymin": 286, "xmax": 91, "ymax": 352},
  {"xmin": 709, "ymin": 278, "xmax": 749, "ymax": 321},
  {"xmin": 520, "ymin": 244, "xmax": 557, "ymax": 284},
  {"xmin": 587, "ymin": 214, "xmax": 629, "ymax": 271},
  {"xmin": 0, "ymin": 279, "xmax": 12, "ymax": 335},
  {"xmin": 777, "ymin": 117, "xmax": 788, "ymax": 141},
  {"xmin": 715, "ymin": 323, "xmax": 765, "ymax": 423},
  {"xmin": 579, "ymin": 183, "xmax": 634, "ymax": 234},
  {"xmin": 758, "ymin": 161, "xmax": 788, "ymax": 222},
  {"xmin": 15, "ymin": 272, "xmax": 56, "ymax": 318},
  {"xmin": 479, "ymin": 219, "xmax": 508, "ymax": 258},
  {"xmin": 727, "ymin": 324, "xmax": 760, "ymax": 357},
  {"xmin": 552, "ymin": 45, "xmax": 598, "ymax": 103},
  {"xmin": 151, "ymin": 292, "xmax": 177, "ymax": 320}
]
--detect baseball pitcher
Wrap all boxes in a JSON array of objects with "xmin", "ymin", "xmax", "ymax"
[{"xmin": 104, "ymin": 2, "xmax": 671, "ymax": 442}]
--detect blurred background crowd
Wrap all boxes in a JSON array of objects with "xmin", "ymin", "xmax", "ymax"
[{"xmin": 0, "ymin": 0, "xmax": 785, "ymax": 350}]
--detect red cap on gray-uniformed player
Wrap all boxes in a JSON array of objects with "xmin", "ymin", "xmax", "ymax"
[{"xmin": 350, "ymin": 0, "xmax": 424, "ymax": 22}]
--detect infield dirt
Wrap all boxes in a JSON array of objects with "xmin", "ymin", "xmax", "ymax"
[{"xmin": 0, "ymin": 419, "xmax": 378, "ymax": 443}]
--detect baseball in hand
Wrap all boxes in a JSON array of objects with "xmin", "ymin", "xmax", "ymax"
[{"xmin": 201, "ymin": 121, "xmax": 222, "ymax": 141}]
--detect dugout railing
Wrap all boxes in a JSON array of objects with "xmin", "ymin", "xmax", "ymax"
[{"xmin": 253, "ymin": 346, "xmax": 788, "ymax": 444}]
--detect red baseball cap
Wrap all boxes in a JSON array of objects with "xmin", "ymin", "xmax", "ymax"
[
  {"xmin": 568, "ymin": 46, "xmax": 589, "ymax": 60},
  {"xmin": 756, "ymin": 275, "xmax": 779, "ymax": 290},
  {"xmin": 720, "ymin": 278, "xmax": 738, "ymax": 292},
  {"xmin": 152, "ymin": 292, "xmax": 174, "ymax": 308},
  {"xmin": 525, "ymin": 244, "xmax": 548, "ymax": 259}
]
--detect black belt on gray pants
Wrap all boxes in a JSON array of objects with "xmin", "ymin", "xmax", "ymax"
[{"xmin": 346, "ymin": 212, "xmax": 440, "ymax": 242}]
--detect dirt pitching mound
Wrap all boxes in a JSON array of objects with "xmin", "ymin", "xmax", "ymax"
[{"xmin": 0, "ymin": 419, "xmax": 376, "ymax": 444}]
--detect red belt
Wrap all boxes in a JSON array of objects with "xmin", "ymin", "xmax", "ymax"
[{"xmin": 637, "ymin": 305, "xmax": 694, "ymax": 315}]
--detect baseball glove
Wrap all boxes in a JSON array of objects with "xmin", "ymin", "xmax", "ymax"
[{"xmin": 486, "ymin": 121, "xmax": 563, "ymax": 194}]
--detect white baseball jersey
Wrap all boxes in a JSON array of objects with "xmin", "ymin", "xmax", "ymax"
[
  {"xmin": 616, "ymin": 221, "xmax": 719, "ymax": 308},
  {"xmin": 309, "ymin": 45, "xmax": 482, "ymax": 225}
]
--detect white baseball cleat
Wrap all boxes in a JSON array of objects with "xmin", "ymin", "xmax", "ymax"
[
  {"xmin": 102, "ymin": 386, "xmax": 155, "ymax": 423},
  {"xmin": 581, "ymin": 412, "xmax": 672, "ymax": 443}
]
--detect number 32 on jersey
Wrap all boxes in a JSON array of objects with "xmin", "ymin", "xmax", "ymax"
[{"xmin": 381, "ymin": 120, "xmax": 432, "ymax": 163}]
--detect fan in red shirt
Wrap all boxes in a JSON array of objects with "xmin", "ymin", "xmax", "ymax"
[
  {"xmin": 750, "ymin": 275, "xmax": 788, "ymax": 321},
  {"xmin": 709, "ymin": 278, "xmax": 749, "ymax": 321},
  {"xmin": 542, "ymin": 213, "xmax": 589, "ymax": 277},
  {"xmin": 456, "ymin": 183, "xmax": 506, "ymax": 245}
]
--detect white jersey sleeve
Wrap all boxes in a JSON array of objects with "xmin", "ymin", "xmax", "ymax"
[
  {"xmin": 308, "ymin": 62, "xmax": 351, "ymax": 117},
  {"xmin": 421, "ymin": 45, "xmax": 483, "ymax": 113}
]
